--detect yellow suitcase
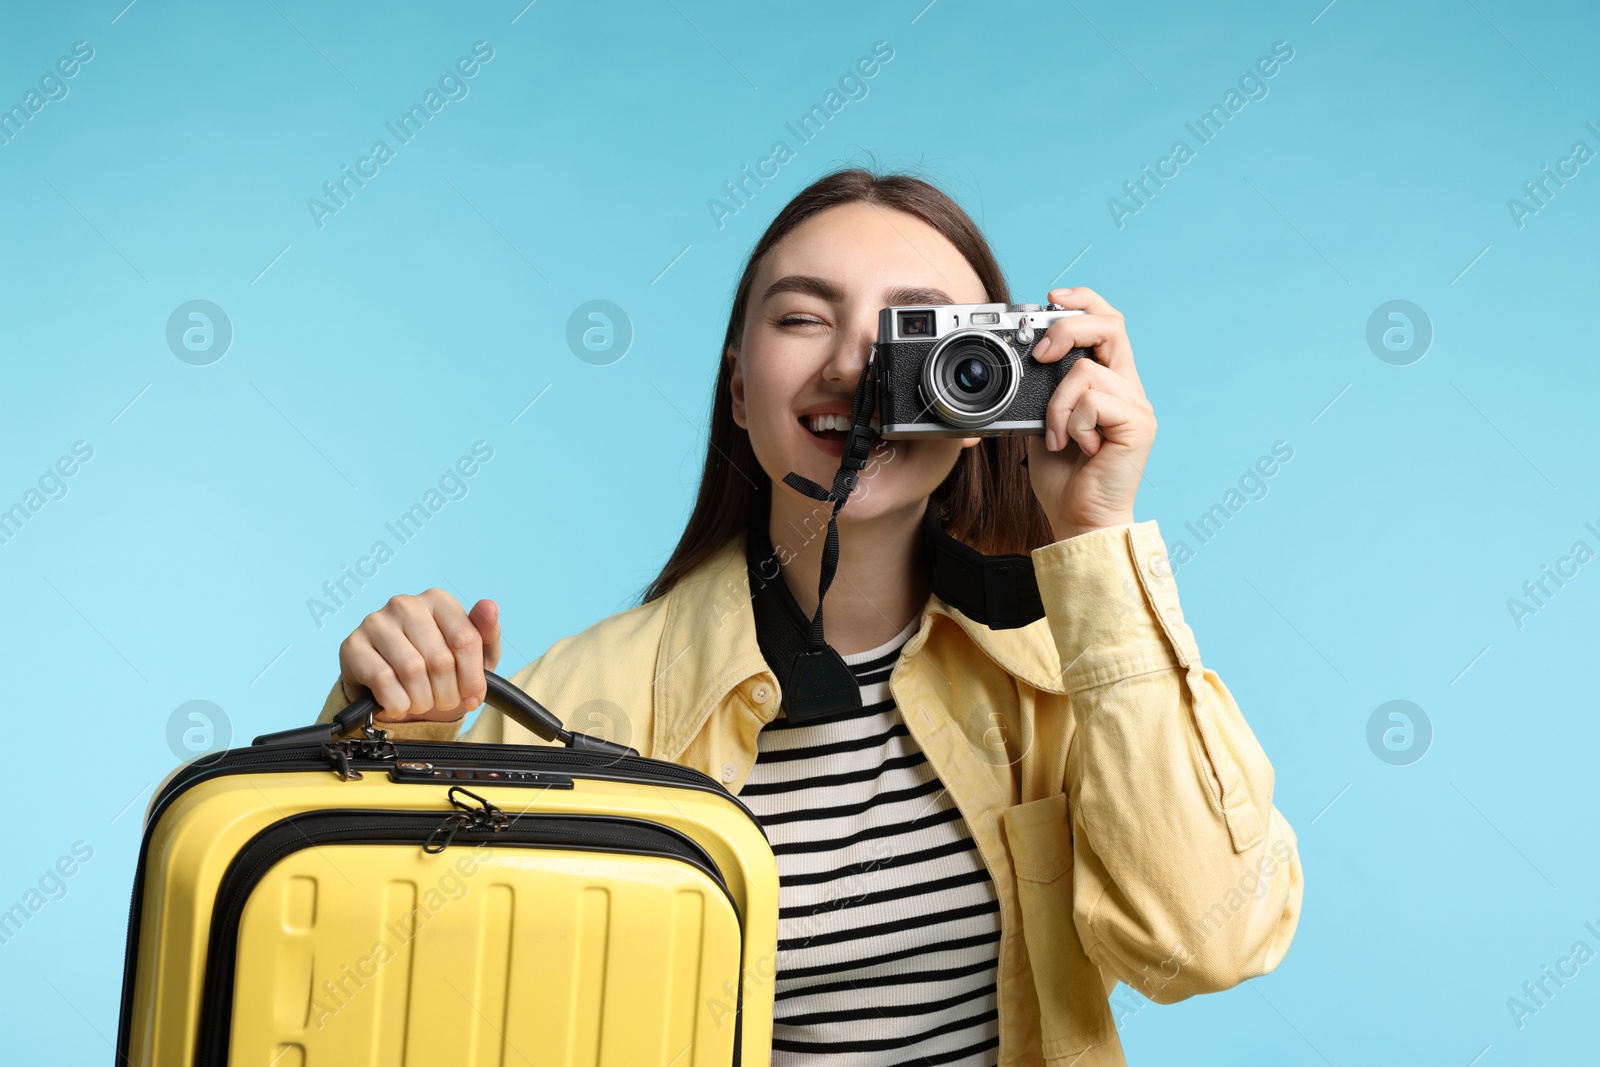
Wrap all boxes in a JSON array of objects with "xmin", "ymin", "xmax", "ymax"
[{"xmin": 114, "ymin": 672, "xmax": 779, "ymax": 1066}]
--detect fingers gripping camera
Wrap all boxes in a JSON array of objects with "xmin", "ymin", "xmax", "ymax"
[{"xmin": 875, "ymin": 302, "xmax": 1094, "ymax": 436}]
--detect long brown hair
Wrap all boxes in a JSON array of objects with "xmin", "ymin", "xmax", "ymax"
[{"xmin": 639, "ymin": 165, "xmax": 1056, "ymax": 605}]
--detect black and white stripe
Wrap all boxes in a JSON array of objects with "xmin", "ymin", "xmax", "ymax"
[{"xmin": 740, "ymin": 619, "xmax": 1001, "ymax": 1067}]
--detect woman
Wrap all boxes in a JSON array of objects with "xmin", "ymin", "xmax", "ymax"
[{"xmin": 320, "ymin": 168, "xmax": 1303, "ymax": 1066}]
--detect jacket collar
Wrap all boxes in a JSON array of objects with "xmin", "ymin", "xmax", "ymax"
[{"xmin": 651, "ymin": 530, "xmax": 1068, "ymax": 761}]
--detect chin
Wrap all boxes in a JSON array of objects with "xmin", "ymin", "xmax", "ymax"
[
  {"xmin": 757, "ymin": 430, "xmax": 953, "ymax": 518},
  {"xmin": 841, "ymin": 484, "xmax": 938, "ymax": 520},
  {"xmin": 837, "ymin": 466, "xmax": 945, "ymax": 522}
]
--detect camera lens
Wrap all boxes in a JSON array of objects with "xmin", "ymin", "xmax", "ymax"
[
  {"xmin": 920, "ymin": 332, "xmax": 1020, "ymax": 429},
  {"xmin": 954, "ymin": 357, "xmax": 989, "ymax": 394}
]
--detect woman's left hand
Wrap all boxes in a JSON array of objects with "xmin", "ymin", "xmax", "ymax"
[{"xmin": 1023, "ymin": 286, "xmax": 1156, "ymax": 541}]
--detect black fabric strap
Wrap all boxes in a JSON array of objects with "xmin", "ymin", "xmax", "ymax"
[
  {"xmin": 767, "ymin": 357, "xmax": 881, "ymax": 722},
  {"xmin": 746, "ymin": 486, "xmax": 861, "ymax": 724},
  {"xmin": 745, "ymin": 486, "xmax": 864, "ymax": 726},
  {"xmin": 921, "ymin": 504, "xmax": 1045, "ymax": 629},
  {"xmin": 745, "ymin": 497, "xmax": 810, "ymax": 675}
]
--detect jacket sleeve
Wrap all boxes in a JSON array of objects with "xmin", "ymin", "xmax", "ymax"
[{"xmin": 1030, "ymin": 519, "xmax": 1303, "ymax": 1003}]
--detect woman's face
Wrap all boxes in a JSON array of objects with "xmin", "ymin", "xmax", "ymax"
[{"xmin": 729, "ymin": 201, "xmax": 988, "ymax": 522}]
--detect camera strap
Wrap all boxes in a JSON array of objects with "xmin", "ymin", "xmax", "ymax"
[
  {"xmin": 759, "ymin": 357, "xmax": 1046, "ymax": 724},
  {"xmin": 921, "ymin": 505, "xmax": 1046, "ymax": 629},
  {"xmin": 746, "ymin": 488, "xmax": 851, "ymax": 724},
  {"xmin": 770, "ymin": 355, "xmax": 880, "ymax": 723}
]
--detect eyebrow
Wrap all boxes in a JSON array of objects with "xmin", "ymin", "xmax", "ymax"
[{"xmin": 761, "ymin": 274, "xmax": 957, "ymax": 307}]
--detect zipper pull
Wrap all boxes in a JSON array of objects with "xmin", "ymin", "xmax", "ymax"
[
  {"xmin": 321, "ymin": 737, "xmax": 400, "ymax": 781},
  {"xmin": 423, "ymin": 786, "xmax": 508, "ymax": 853},
  {"xmin": 322, "ymin": 741, "xmax": 359, "ymax": 781}
]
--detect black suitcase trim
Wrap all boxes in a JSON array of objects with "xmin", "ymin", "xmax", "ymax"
[
  {"xmin": 116, "ymin": 742, "xmax": 767, "ymax": 1066},
  {"xmin": 193, "ymin": 807, "xmax": 745, "ymax": 1066}
]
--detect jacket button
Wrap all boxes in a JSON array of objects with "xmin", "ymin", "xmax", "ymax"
[
  {"xmin": 752, "ymin": 683, "xmax": 772, "ymax": 704},
  {"xmin": 1147, "ymin": 552, "xmax": 1170, "ymax": 578},
  {"xmin": 721, "ymin": 762, "xmax": 736, "ymax": 782}
]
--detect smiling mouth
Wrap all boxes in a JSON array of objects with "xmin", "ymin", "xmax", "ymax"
[
  {"xmin": 799, "ymin": 412, "xmax": 889, "ymax": 460},
  {"xmin": 799, "ymin": 412, "xmax": 881, "ymax": 442}
]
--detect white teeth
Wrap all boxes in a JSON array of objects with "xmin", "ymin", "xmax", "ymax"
[
  {"xmin": 806, "ymin": 413, "xmax": 851, "ymax": 432},
  {"xmin": 805, "ymin": 413, "xmax": 883, "ymax": 433}
]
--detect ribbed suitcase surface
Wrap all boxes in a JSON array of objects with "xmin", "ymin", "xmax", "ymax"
[{"xmin": 116, "ymin": 675, "xmax": 778, "ymax": 1067}]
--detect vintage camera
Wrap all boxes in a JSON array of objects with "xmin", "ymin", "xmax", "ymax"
[{"xmin": 875, "ymin": 301, "xmax": 1093, "ymax": 436}]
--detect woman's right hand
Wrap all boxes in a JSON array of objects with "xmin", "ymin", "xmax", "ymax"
[{"xmin": 337, "ymin": 589, "xmax": 502, "ymax": 723}]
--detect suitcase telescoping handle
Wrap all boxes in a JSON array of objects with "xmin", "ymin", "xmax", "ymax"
[{"xmin": 251, "ymin": 670, "xmax": 639, "ymax": 757}]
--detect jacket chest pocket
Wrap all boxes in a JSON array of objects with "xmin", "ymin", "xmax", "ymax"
[{"xmin": 1001, "ymin": 792, "xmax": 1116, "ymax": 1062}]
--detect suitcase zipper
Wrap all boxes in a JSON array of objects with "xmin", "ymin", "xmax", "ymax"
[
  {"xmin": 150, "ymin": 741, "xmax": 759, "ymax": 822},
  {"xmin": 420, "ymin": 784, "xmax": 509, "ymax": 852},
  {"xmin": 192, "ymin": 805, "xmax": 744, "ymax": 1066}
]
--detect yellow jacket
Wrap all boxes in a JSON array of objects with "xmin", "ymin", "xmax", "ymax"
[{"xmin": 317, "ymin": 519, "xmax": 1303, "ymax": 1066}]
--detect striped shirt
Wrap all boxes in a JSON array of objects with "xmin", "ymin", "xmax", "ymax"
[{"xmin": 738, "ymin": 617, "xmax": 1002, "ymax": 1067}]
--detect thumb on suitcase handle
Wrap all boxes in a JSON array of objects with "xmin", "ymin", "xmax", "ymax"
[{"xmin": 252, "ymin": 670, "xmax": 639, "ymax": 758}]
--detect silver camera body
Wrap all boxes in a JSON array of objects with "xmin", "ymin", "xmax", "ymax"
[{"xmin": 874, "ymin": 301, "xmax": 1091, "ymax": 437}]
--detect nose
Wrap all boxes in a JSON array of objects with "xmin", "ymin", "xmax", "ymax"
[{"xmin": 821, "ymin": 308, "xmax": 877, "ymax": 387}]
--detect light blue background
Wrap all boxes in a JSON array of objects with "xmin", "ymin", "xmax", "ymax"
[{"xmin": 2, "ymin": 1, "xmax": 1597, "ymax": 1063}]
